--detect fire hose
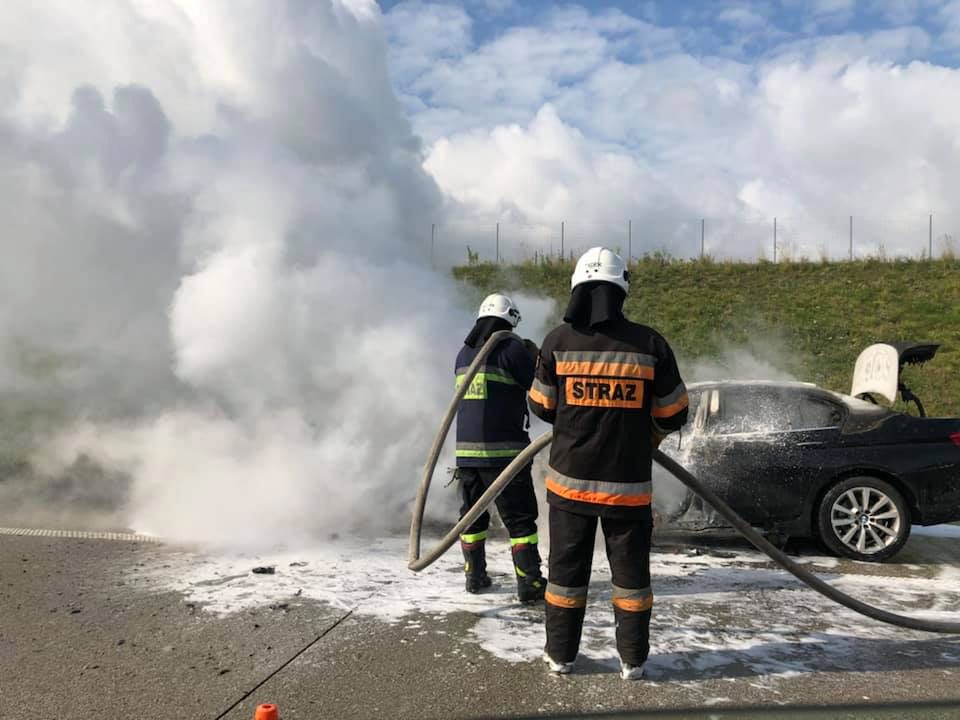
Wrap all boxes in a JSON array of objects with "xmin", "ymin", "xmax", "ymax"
[{"xmin": 408, "ymin": 331, "xmax": 960, "ymax": 633}]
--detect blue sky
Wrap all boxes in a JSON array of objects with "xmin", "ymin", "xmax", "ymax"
[
  {"xmin": 379, "ymin": 0, "xmax": 960, "ymax": 66},
  {"xmin": 374, "ymin": 0, "xmax": 960, "ymax": 260}
]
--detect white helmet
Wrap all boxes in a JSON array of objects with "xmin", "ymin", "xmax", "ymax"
[
  {"xmin": 571, "ymin": 246, "xmax": 629, "ymax": 293},
  {"xmin": 477, "ymin": 292, "xmax": 521, "ymax": 327}
]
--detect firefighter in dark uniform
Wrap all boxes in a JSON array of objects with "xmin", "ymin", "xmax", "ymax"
[
  {"xmin": 455, "ymin": 293, "xmax": 546, "ymax": 602},
  {"xmin": 528, "ymin": 247, "xmax": 688, "ymax": 679}
]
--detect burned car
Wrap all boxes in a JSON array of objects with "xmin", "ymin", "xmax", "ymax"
[{"xmin": 658, "ymin": 343, "xmax": 960, "ymax": 562}]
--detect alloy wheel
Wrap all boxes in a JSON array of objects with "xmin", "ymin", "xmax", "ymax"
[{"xmin": 830, "ymin": 486, "xmax": 902, "ymax": 555}]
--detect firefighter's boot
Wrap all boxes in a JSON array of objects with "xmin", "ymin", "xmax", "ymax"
[
  {"xmin": 511, "ymin": 535, "xmax": 545, "ymax": 603},
  {"xmin": 461, "ymin": 533, "xmax": 492, "ymax": 594}
]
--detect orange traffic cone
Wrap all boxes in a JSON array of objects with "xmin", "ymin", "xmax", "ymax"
[{"xmin": 254, "ymin": 704, "xmax": 279, "ymax": 720}]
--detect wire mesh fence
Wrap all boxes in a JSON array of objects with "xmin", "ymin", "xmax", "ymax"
[{"xmin": 425, "ymin": 213, "xmax": 959, "ymax": 267}]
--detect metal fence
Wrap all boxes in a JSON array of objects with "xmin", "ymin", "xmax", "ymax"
[{"xmin": 425, "ymin": 213, "xmax": 959, "ymax": 267}]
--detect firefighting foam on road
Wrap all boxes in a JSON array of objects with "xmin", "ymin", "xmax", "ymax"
[{"xmin": 134, "ymin": 529, "xmax": 960, "ymax": 685}]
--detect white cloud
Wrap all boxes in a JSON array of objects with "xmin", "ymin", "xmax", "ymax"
[
  {"xmin": 425, "ymin": 104, "xmax": 661, "ymax": 219},
  {"xmin": 938, "ymin": 0, "xmax": 960, "ymax": 48},
  {"xmin": 775, "ymin": 0, "xmax": 858, "ymax": 34},
  {"xmin": 396, "ymin": 4, "xmax": 960, "ymax": 260},
  {"xmin": 770, "ymin": 26, "xmax": 933, "ymax": 65},
  {"xmin": 469, "ymin": 0, "xmax": 514, "ymax": 14},
  {"xmin": 752, "ymin": 56, "xmax": 960, "ymax": 231},
  {"xmin": 717, "ymin": 6, "xmax": 770, "ymax": 30},
  {"xmin": 872, "ymin": 0, "xmax": 920, "ymax": 24},
  {"xmin": 388, "ymin": 4, "xmax": 683, "ymax": 143},
  {"xmin": 424, "ymin": 104, "xmax": 764, "ymax": 260},
  {"xmin": 813, "ymin": 0, "xmax": 857, "ymax": 15},
  {"xmin": 385, "ymin": 1, "xmax": 474, "ymax": 82}
]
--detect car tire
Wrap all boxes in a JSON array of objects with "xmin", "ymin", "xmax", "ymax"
[{"xmin": 816, "ymin": 476, "xmax": 911, "ymax": 562}]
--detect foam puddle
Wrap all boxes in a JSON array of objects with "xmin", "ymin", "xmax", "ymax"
[{"xmin": 140, "ymin": 530, "xmax": 960, "ymax": 684}]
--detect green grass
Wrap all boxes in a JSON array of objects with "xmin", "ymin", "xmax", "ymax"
[{"xmin": 453, "ymin": 257, "xmax": 960, "ymax": 418}]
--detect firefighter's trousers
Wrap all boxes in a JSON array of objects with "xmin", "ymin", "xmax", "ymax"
[
  {"xmin": 545, "ymin": 506, "xmax": 653, "ymax": 667},
  {"xmin": 457, "ymin": 464, "xmax": 538, "ymax": 539}
]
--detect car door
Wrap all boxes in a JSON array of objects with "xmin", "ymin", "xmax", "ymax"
[
  {"xmin": 729, "ymin": 390, "xmax": 849, "ymax": 524},
  {"xmin": 680, "ymin": 386, "xmax": 768, "ymax": 523},
  {"xmin": 687, "ymin": 386, "xmax": 844, "ymax": 526}
]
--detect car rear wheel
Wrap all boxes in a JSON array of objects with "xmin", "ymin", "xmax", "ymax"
[{"xmin": 816, "ymin": 477, "xmax": 911, "ymax": 562}]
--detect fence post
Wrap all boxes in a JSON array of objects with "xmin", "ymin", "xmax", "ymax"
[
  {"xmin": 930, "ymin": 214, "xmax": 934, "ymax": 260},
  {"xmin": 773, "ymin": 216, "xmax": 777, "ymax": 263},
  {"xmin": 628, "ymin": 219, "xmax": 632, "ymax": 261},
  {"xmin": 496, "ymin": 222, "xmax": 500, "ymax": 265},
  {"xmin": 849, "ymin": 216, "xmax": 853, "ymax": 261},
  {"xmin": 561, "ymin": 221, "xmax": 565, "ymax": 260},
  {"xmin": 700, "ymin": 218, "xmax": 705, "ymax": 259}
]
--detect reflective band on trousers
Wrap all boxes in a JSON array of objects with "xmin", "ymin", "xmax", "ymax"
[
  {"xmin": 510, "ymin": 533, "xmax": 539, "ymax": 546},
  {"xmin": 554, "ymin": 350, "xmax": 655, "ymax": 380},
  {"xmin": 528, "ymin": 379, "xmax": 557, "ymax": 409},
  {"xmin": 545, "ymin": 582, "xmax": 588, "ymax": 609},
  {"xmin": 545, "ymin": 467, "xmax": 652, "ymax": 507},
  {"xmin": 455, "ymin": 441, "xmax": 526, "ymax": 458},
  {"xmin": 612, "ymin": 584, "xmax": 653, "ymax": 612},
  {"xmin": 653, "ymin": 382, "xmax": 689, "ymax": 418},
  {"xmin": 460, "ymin": 531, "xmax": 488, "ymax": 544}
]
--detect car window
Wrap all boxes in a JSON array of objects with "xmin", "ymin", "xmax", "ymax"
[
  {"xmin": 686, "ymin": 390, "xmax": 701, "ymax": 424},
  {"xmin": 706, "ymin": 388, "xmax": 791, "ymax": 434},
  {"xmin": 691, "ymin": 389, "xmax": 711, "ymax": 432},
  {"xmin": 798, "ymin": 394, "xmax": 845, "ymax": 429},
  {"xmin": 829, "ymin": 391, "xmax": 893, "ymax": 415},
  {"xmin": 705, "ymin": 386, "xmax": 846, "ymax": 434}
]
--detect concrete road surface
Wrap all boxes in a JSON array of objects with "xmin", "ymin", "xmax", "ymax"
[{"xmin": 4, "ymin": 527, "xmax": 960, "ymax": 719}]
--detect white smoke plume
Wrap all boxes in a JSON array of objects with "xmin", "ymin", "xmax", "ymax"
[{"xmin": 0, "ymin": 0, "xmax": 476, "ymax": 545}]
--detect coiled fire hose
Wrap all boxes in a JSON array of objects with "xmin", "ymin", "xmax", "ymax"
[{"xmin": 408, "ymin": 331, "xmax": 960, "ymax": 633}]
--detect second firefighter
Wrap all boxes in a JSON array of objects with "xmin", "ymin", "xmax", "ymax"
[{"xmin": 454, "ymin": 293, "xmax": 546, "ymax": 603}]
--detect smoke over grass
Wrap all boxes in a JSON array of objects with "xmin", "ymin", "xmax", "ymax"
[
  {"xmin": 682, "ymin": 335, "xmax": 803, "ymax": 386},
  {"xmin": 0, "ymin": 0, "xmax": 476, "ymax": 545}
]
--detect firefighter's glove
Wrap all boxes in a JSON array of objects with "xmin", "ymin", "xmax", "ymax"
[{"xmin": 522, "ymin": 338, "xmax": 540, "ymax": 362}]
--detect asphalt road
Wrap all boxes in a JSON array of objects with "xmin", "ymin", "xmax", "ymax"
[{"xmin": 4, "ymin": 529, "xmax": 960, "ymax": 720}]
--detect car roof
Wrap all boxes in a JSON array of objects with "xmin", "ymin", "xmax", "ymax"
[
  {"xmin": 688, "ymin": 380, "xmax": 891, "ymax": 415},
  {"xmin": 688, "ymin": 380, "xmax": 820, "ymax": 390}
]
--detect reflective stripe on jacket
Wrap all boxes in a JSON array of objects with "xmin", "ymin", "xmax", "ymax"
[
  {"xmin": 528, "ymin": 318, "xmax": 688, "ymax": 516},
  {"xmin": 455, "ymin": 337, "xmax": 535, "ymax": 468}
]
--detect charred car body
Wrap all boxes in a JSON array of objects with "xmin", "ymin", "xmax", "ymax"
[{"xmin": 659, "ymin": 343, "xmax": 960, "ymax": 562}]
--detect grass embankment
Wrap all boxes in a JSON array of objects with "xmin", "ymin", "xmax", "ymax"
[{"xmin": 453, "ymin": 258, "xmax": 960, "ymax": 418}]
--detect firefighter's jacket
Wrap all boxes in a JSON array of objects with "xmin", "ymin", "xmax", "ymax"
[
  {"xmin": 455, "ymin": 336, "xmax": 535, "ymax": 468},
  {"xmin": 528, "ymin": 318, "xmax": 688, "ymax": 517}
]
